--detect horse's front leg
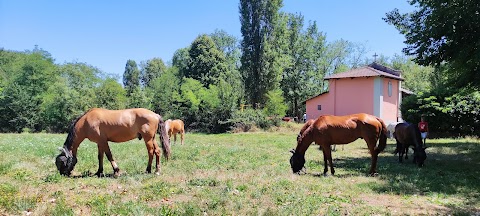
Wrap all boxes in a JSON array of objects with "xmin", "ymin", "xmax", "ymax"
[
  {"xmin": 95, "ymin": 142, "xmax": 106, "ymax": 177},
  {"xmin": 404, "ymin": 147, "xmax": 409, "ymax": 160},
  {"xmin": 104, "ymin": 143, "xmax": 120, "ymax": 177},
  {"xmin": 322, "ymin": 144, "xmax": 335, "ymax": 176}
]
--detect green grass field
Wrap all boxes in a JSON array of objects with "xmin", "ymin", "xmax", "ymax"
[{"xmin": 0, "ymin": 128, "xmax": 479, "ymax": 215}]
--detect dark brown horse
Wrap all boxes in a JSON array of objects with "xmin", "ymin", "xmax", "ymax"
[
  {"xmin": 290, "ymin": 113, "xmax": 387, "ymax": 176},
  {"xmin": 393, "ymin": 122, "xmax": 427, "ymax": 167},
  {"xmin": 55, "ymin": 108, "xmax": 171, "ymax": 177}
]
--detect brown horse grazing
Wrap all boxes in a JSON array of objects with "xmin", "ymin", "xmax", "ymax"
[
  {"xmin": 290, "ymin": 113, "xmax": 387, "ymax": 176},
  {"xmin": 393, "ymin": 122, "xmax": 427, "ymax": 167},
  {"xmin": 55, "ymin": 108, "xmax": 171, "ymax": 177},
  {"xmin": 165, "ymin": 119, "xmax": 185, "ymax": 145}
]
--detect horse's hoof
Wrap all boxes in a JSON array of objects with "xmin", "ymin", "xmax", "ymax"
[
  {"xmin": 369, "ymin": 172, "xmax": 379, "ymax": 177},
  {"xmin": 95, "ymin": 173, "xmax": 105, "ymax": 178},
  {"xmin": 155, "ymin": 172, "xmax": 160, "ymax": 176}
]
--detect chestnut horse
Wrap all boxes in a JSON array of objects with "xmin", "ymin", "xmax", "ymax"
[
  {"xmin": 55, "ymin": 108, "xmax": 171, "ymax": 177},
  {"xmin": 290, "ymin": 113, "xmax": 387, "ymax": 176},
  {"xmin": 393, "ymin": 122, "xmax": 427, "ymax": 167},
  {"xmin": 165, "ymin": 119, "xmax": 185, "ymax": 145}
]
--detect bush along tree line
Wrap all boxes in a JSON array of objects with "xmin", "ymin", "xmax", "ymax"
[{"xmin": 1, "ymin": 0, "xmax": 478, "ymax": 136}]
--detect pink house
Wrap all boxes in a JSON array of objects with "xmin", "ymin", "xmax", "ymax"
[{"xmin": 305, "ymin": 63, "xmax": 404, "ymax": 125}]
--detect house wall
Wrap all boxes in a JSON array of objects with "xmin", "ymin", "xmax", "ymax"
[
  {"xmin": 305, "ymin": 76, "xmax": 401, "ymax": 123},
  {"xmin": 334, "ymin": 78, "xmax": 374, "ymax": 116},
  {"xmin": 306, "ymin": 78, "xmax": 375, "ymax": 120},
  {"xmin": 381, "ymin": 78, "xmax": 400, "ymax": 124},
  {"xmin": 305, "ymin": 81, "xmax": 336, "ymax": 120}
]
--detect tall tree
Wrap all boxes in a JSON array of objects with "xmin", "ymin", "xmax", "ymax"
[
  {"xmin": 172, "ymin": 47, "xmax": 190, "ymax": 79},
  {"xmin": 281, "ymin": 14, "xmax": 327, "ymax": 118},
  {"xmin": 210, "ymin": 29, "xmax": 244, "ymax": 104},
  {"xmin": 0, "ymin": 48, "xmax": 57, "ymax": 132},
  {"xmin": 384, "ymin": 0, "xmax": 480, "ymax": 90},
  {"xmin": 210, "ymin": 29, "xmax": 241, "ymax": 70},
  {"xmin": 239, "ymin": 0, "xmax": 283, "ymax": 107},
  {"xmin": 122, "ymin": 59, "xmax": 140, "ymax": 96},
  {"xmin": 95, "ymin": 77, "xmax": 127, "ymax": 110},
  {"xmin": 186, "ymin": 34, "xmax": 228, "ymax": 87},
  {"xmin": 140, "ymin": 58, "xmax": 166, "ymax": 88}
]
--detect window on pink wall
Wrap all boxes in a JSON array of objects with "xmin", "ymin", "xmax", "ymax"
[
  {"xmin": 317, "ymin": 105, "xmax": 322, "ymax": 110},
  {"xmin": 388, "ymin": 81, "xmax": 392, "ymax": 97}
]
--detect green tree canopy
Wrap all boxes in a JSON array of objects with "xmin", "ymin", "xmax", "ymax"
[
  {"xmin": 384, "ymin": 0, "xmax": 480, "ymax": 90},
  {"xmin": 239, "ymin": 0, "xmax": 283, "ymax": 107},
  {"xmin": 186, "ymin": 34, "xmax": 228, "ymax": 87},
  {"xmin": 140, "ymin": 58, "xmax": 166, "ymax": 88},
  {"xmin": 123, "ymin": 59, "xmax": 140, "ymax": 96}
]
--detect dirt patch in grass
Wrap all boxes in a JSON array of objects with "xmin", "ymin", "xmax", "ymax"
[{"xmin": 358, "ymin": 194, "xmax": 450, "ymax": 215}]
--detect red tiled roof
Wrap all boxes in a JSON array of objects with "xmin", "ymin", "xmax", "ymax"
[{"xmin": 325, "ymin": 65, "xmax": 404, "ymax": 81}]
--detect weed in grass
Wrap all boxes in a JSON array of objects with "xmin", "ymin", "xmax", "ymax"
[
  {"xmin": 44, "ymin": 173, "xmax": 62, "ymax": 183},
  {"xmin": 188, "ymin": 178, "xmax": 220, "ymax": 187},
  {"xmin": 14, "ymin": 196, "xmax": 37, "ymax": 214},
  {"xmin": 0, "ymin": 183, "xmax": 18, "ymax": 212},
  {"xmin": 0, "ymin": 163, "xmax": 12, "ymax": 175}
]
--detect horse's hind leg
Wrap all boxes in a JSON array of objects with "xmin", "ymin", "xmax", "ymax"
[
  {"xmin": 366, "ymin": 138, "xmax": 379, "ymax": 176},
  {"xmin": 143, "ymin": 136, "xmax": 157, "ymax": 174},
  {"xmin": 153, "ymin": 139, "xmax": 161, "ymax": 175},
  {"xmin": 104, "ymin": 144, "xmax": 120, "ymax": 177}
]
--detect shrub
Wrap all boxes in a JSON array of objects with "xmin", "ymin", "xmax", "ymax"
[{"xmin": 401, "ymin": 90, "xmax": 480, "ymax": 137}]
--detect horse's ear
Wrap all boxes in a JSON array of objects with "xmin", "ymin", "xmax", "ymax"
[{"xmin": 289, "ymin": 149, "xmax": 295, "ymax": 154}]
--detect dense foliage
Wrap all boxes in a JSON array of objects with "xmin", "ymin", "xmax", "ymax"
[
  {"xmin": 384, "ymin": 0, "xmax": 480, "ymax": 90},
  {"xmin": 401, "ymin": 90, "xmax": 480, "ymax": 137}
]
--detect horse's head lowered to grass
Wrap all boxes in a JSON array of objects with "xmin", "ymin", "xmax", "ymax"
[
  {"xmin": 289, "ymin": 149, "xmax": 305, "ymax": 174},
  {"xmin": 55, "ymin": 147, "xmax": 77, "ymax": 176}
]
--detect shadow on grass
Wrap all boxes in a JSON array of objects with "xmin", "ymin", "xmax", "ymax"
[{"xmin": 305, "ymin": 141, "xmax": 480, "ymax": 213}]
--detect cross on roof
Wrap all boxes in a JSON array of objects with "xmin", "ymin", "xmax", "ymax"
[{"xmin": 373, "ymin": 53, "xmax": 378, "ymax": 62}]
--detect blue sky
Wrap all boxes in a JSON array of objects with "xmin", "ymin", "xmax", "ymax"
[{"xmin": 0, "ymin": 0, "xmax": 414, "ymax": 78}]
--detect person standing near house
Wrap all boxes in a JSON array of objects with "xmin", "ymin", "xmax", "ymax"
[
  {"xmin": 302, "ymin": 112, "xmax": 307, "ymax": 123},
  {"xmin": 418, "ymin": 115, "xmax": 429, "ymax": 145}
]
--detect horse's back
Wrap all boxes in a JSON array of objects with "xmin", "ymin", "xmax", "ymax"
[
  {"xmin": 312, "ymin": 113, "xmax": 382, "ymax": 144},
  {"xmin": 78, "ymin": 108, "xmax": 160, "ymax": 142},
  {"xmin": 395, "ymin": 122, "xmax": 422, "ymax": 145}
]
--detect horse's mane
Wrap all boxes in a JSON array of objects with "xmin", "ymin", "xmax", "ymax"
[
  {"xmin": 63, "ymin": 111, "xmax": 88, "ymax": 150},
  {"xmin": 411, "ymin": 123, "xmax": 423, "ymax": 147},
  {"xmin": 296, "ymin": 123, "xmax": 314, "ymax": 152}
]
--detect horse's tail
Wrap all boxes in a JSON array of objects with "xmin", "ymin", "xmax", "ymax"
[
  {"xmin": 157, "ymin": 116, "xmax": 171, "ymax": 160},
  {"xmin": 375, "ymin": 117, "xmax": 387, "ymax": 155}
]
